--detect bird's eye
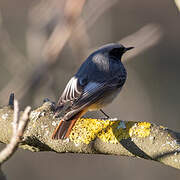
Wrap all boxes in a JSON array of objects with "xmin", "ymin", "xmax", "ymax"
[{"xmin": 109, "ymin": 48, "xmax": 124, "ymax": 58}]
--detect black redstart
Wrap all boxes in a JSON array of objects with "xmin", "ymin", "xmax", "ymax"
[{"xmin": 52, "ymin": 43, "xmax": 134, "ymax": 139}]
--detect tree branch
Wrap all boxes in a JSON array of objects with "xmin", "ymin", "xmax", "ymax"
[{"xmin": 0, "ymin": 98, "xmax": 179, "ymax": 169}]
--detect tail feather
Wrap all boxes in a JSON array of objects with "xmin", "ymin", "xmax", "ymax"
[
  {"xmin": 52, "ymin": 110, "xmax": 86, "ymax": 139},
  {"xmin": 53, "ymin": 105, "xmax": 64, "ymax": 118},
  {"xmin": 52, "ymin": 119, "xmax": 76, "ymax": 139}
]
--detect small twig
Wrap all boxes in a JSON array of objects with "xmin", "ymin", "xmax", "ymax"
[
  {"xmin": 17, "ymin": 106, "xmax": 31, "ymax": 136},
  {"xmin": 0, "ymin": 100, "xmax": 31, "ymax": 165},
  {"xmin": 174, "ymin": 0, "xmax": 180, "ymax": 11},
  {"xmin": 13, "ymin": 100, "xmax": 19, "ymax": 134},
  {"xmin": 8, "ymin": 93, "xmax": 14, "ymax": 107}
]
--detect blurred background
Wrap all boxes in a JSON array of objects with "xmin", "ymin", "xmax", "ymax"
[{"xmin": 0, "ymin": 0, "xmax": 180, "ymax": 179}]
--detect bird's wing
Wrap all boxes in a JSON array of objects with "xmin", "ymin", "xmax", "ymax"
[
  {"xmin": 57, "ymin": 76, "xmax": 84, "ymax": 107},
  {"xmin": 57, "ymin": 53, "xmax": 110, "ymax": 108},
  {"xmin": 71, "ymin": 74, "xmax": 126, "ymax": 110}
]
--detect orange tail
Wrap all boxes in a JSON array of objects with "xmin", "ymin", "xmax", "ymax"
[
  {"xmin": 52, "ymin": 119, "xmax": 77, "ymax": 139},
  {"xmin": 52, "ymin": 110, "xmax": 85, "ymax": 140}
]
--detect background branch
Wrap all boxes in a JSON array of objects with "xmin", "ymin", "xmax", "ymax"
[{"xmin": 0, "ymin": 0, "xmax": 163, "ymax": 107}]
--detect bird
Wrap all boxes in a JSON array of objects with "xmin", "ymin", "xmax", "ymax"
[{"xmin": 52, "ymin": 43, "xmax": 134, "ymax": 139}]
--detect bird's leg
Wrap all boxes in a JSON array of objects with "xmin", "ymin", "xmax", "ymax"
[{"xmin": 100, "ymin": 109, "xmax": 110, "ymax": 119}]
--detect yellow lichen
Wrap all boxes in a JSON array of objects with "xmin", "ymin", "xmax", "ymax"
[
  {"xmin": 69, "ymin": 119, "xmax": 151, "ymax": 144},
  {"xmin": 159, "ymin": 125, "xmax": 167, "ymax": 130},
  {"xmin": 69, "ymin": 118, "xmax": 133, "ymax": 144},
  {"xmin": 98, "ymin": 121, "xmax": 135, "ymax": 144},
  {"xmin": 69, "ymin": 118, "xmax": 111, "ymax": 144},
  {"xmin": 129, "ymin": 122, "xmax": 151, "ymax": 138}
]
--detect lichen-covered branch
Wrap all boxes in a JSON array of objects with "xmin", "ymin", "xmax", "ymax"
[{"xmin": 0, "ymin": 100, "xmax": 179, "ymax": 169}]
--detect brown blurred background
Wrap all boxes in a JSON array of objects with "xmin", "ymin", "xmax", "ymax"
[{"xmin": 0, "ymin": 0, "xmax": 180, "ymax": 179}]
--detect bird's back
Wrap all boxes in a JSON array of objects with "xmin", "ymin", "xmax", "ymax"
[{"xmin": 75, "ymin": 51, "xmax": 126, "ymax": 85}]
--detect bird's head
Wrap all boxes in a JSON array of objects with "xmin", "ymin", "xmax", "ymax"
[{"xmin": 95, "ymin": 43, "xmax": 134, "ymax": 61}]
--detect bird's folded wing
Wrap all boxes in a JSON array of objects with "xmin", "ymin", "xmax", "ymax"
[
  {"xmin": 71, "ymin": 75, "xmax": 123, "ymax": 110},
  {"xmin": 57, "ymin": 76, "xmax": 83, "ymax": 106}
]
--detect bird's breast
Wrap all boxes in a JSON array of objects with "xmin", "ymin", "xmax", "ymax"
[{"xmin": 88, "ymin": 87, "xmax": 121, "ymax": 111}]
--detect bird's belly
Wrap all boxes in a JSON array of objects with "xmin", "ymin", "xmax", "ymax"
[{"xmin": 88, "ymin": 88, "xmax": 121, "ymax": 111}]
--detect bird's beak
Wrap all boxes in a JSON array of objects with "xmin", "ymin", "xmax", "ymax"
[{"xmin": 124, "ymin": 47, "xmax": 134, "ymax": 52}]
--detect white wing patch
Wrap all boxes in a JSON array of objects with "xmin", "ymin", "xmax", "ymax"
[{"xmin": 60, "ymin": 77, "xmax": 82, "ymax": 103}]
